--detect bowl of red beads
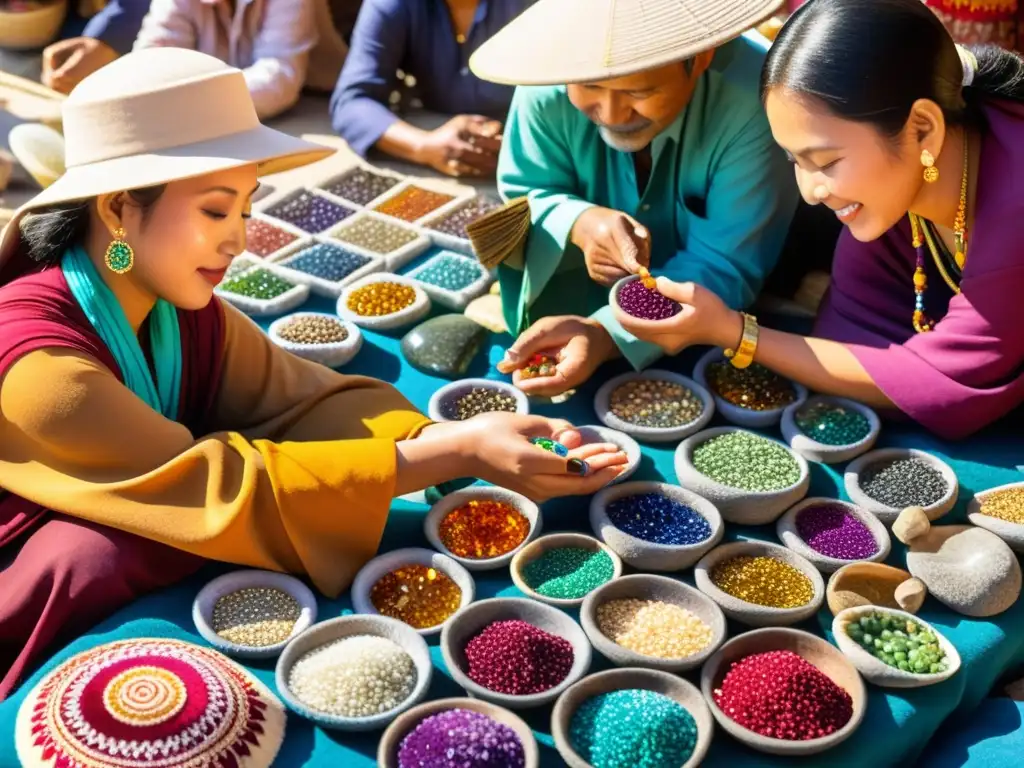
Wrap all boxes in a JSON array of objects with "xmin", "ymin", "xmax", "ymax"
[
  {"xmin": 777, "ymin": 498, "xmax": 891, "ymax": 574},
  {"xmin": 700, "ymin": 627, "xmax": 866, "ymax": 756},
  {"xmin": 440, "ymin": 597, "xmax": 592, "ymax": 710},
  {"xmin": 610, "ymin": 273, "xmax": 682, "ymax": 328},
  {"xmin": 424, "ymin": 486, "xmax": 542, "ymax": 572}
]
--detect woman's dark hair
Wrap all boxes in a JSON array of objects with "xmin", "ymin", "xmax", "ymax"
[
  {"xmin": 761, "ymin": 0, "xmax": 1024, "ymax": 138},
  {"xmin": 18, "ymin": 184, "xmax": 167, "ymax": 265}
]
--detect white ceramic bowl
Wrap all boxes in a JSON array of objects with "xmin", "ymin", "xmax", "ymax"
[
  {"xmin": 268, "ymin": 312, "xmax": 363, "ymax": 368},
  {"xmin": 845, "ymin": 448, "xmax": 959, "ymax": 524},
  {"xmin": 428, "ymin": 378, "xmax": 529, "ymax": 422},
  {"xmin": 594, "ymin": 369, "xmax": 714, "ymax": 444},
  {"xmin": 694, "ymin": 347, "xmax": 808, "ymax": 429},
  {"xmin": 215, "ymin": 264, "xmax": 310, "ymax": 317},
  {"xmin": 776, "ymin": 498, "xmax": 892, "ymax": 573},
  {"xmin": 575, "ymin": 425, "xmax": 641, "ymax": 484},
  {"xmin": 510, "ymin": 532, "xmax": 623, "ymax": 608},
  {"xmin": 967, "ymin": 481, "xmax": 1024, "ymax": 553},
  {"xmin": 781, "ymin": 395, "xmax": 881, "ymax": 465},
  {"xmin": 406, "ymin": 249, "xmax": 495, "ymax": 311},
  {"xmin": 337, "ymin": 272, "xmax": 431, "ymax": 331}
]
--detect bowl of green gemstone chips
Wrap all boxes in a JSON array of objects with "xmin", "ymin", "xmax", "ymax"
[
  {"xmin": 967, "ymin": 481, "xmax": 1024, "ymax": 553},
  {"xmin": 832, "ymin": 606, "xmax": 960, "ymax": 688},
  {"xmin": 781, "ymin": 395, "xmax": 880, "ymax": 465},
  {"xmin": 215, "ymin": 262, "xmax": 310, "ymax": 317}
]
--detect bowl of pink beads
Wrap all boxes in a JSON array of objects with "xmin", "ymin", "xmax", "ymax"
[{"xmin": 610, "ymin": 273, "xmax": 682, "ymax": 328}]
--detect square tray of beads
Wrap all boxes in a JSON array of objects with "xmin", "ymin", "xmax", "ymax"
[
  {"xmin": 259, "ymin": 187, "xmax": 359, "ymax": 235},
  {"xmin": 268, "ymin": 239, "xmax": 384, "ymax": 298},
  {"xmin": 509, "ymin": 532, "xmax": 623, "ymax": 608},
  {"xmin": 588, "ymin": 480, "xmax": 724, "ymax": 572},
  {"xmin": 405, "ymin": 249, "xmax": 494, "ymax": 311},
  {"xmin": 315, "ymin": 164, "xmax": 404, "ymax": 207},
  {"xmin": 268, "ymin": 312, "xmax": 363, "ymax": 368},
  {"xmin": 225, "ymin": 252, "xmax": 265, "ymax": 280},
  {"xmin": 781, "ymin": 395, "xmax": 880, "ymax": 465},
  {"xmin": 428, "ymin": 377, "xmax": 528, "ymax": 422},
  {"xmin": 215, "ymin": 262, "xmax": 310, "ymax": 317},
  {"xmin": 329, "ymin": 211, "xmax": 432, "ymax": 271},
  {"xmin": 419, "ymin": 193, "xmax": 504, "ymax": 255},
  {"xmin": 192, "ymin": 569, "xmax": 318, "ymax": 660},
  {"xmin": 967, "ymin": 481, "xmax": 1024, "ymax": 552},
  {"xmin": 274, "ymin": 614, "xmax": 433, "ymax": 731},
  {"xmin": 350, "ymin": 547, "xmax": 476, "ymax": 637},
  {"xmin": 551, "ymin": 667, "xmax": 714, "ymax": 768},
  {"xmin": 336, "ymin": 272, "xmax": 431, "ymax": 331},
  {"xmin": 832, "ymin": 606, "xmax": 960, "ymax": 689},
  {"xmin": 594, "ymin": 369, "xmax": 714, "ymax": 443},
  {"xmin": 243, "ymin": 214, "xmax": 308, "ymax": 260},
  {"xmin": 694, "ymin": 347, "xmax": 808, "ymax": 429},
  {"xmin": 674, "ymin": 426, "xmax": 810, "ymax": 525},
  {"xmin": 424, "ymin": 486, "xmax": 542, "ymax": 571},
  {"xmin": 843, "ymin": 448, "xmax": 959, "ymax": 525},
  {"xmin": 694, "ymin": 540, "xmax": 825, "ymax": 627},
  {"xmin": 439, "ymin": 596, "xmax": 592, "ymax": 710},
  {"xmin": 776, "ymin": 498, "xmax": 892, "ymax": 574},
  {"xmin": 371, "ymin": 178, "xmax": 473, "ymax": 226}
]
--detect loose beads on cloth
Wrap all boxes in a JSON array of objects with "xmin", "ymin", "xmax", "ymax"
[
  {"xmin": 439, "ymin": 500, "xmax": 530, "ymax": 559},
  {"xmin": 616, "ymin": 279, "xmax": 682, "ymax": 320},
  {"xmin": 844, "ymin": 611, "xmax": 949, "ymax": 674},
  {"xmin": 414, "ymin": 252, "xmax": 486, "ymax": 291},
  {"xmin": 285, "ymin": 243, "xmax": 371, "ymax": 282},
  {"xmin": 220, "ymin": 268, "xmax": 295, "ymax": 300},
  {"xmin": 707, "ymin": 361, "xmax": 797, "ymax": 411},
  {"xmin": 246, "ymin": 218, "xmax": 298, "ymax": 256},
  {"xmin": 336, "ymin": 216, "xmax": 419, "ymax": 254},
  {"xmin": 609, "ymin": 379, "xmax": 704, "ymax": 428},
  {"xmin": 375, "ymin": 185, "xmax": 456, "ymax": 222},
  {"xmin": 711, "ymin": 556, "xmax": 814, "ymax": 608},
  {"xmin": 520, "ymin": 547, "xmax": 615, "ymax": 600},
  {"xmin": 795, "ymin": 401, "xmax": 871, "ymax": 446},
  {"xmin": 693, "ymin": 431, "xmax": 801, "ymax": 491},
  {"xmin": 346, "ymin": 280, "xmax": 417, "ymax": 316},
  {"xmin": 463, "ymin": 620, "xmax": 574, "ymax": 695},
  {"xmin": 212, "ymin": 586, "xmax": 301, "ymax": 647},
  {"xmin": 398, "ymin": 708, "xmax": 526, "ymax": 768},
  {"xmin": 370, "ymin": 564, "xmax": 462, "ymax": 629},
  {"xmin": 287, "ymin": 635, "xmax": 417, "ymax": 718},
  {"xmin": 713, "ymin": 650, "xmax": 853, "ymax": 741},
  {"xmin": 979, "ymin": 487, "xmax": 1024, "ymax": 524},
  {"xmin": 569, "ymin": 689, "xmax": 698, "ymax": 768},
  {"xmin": 276, "ymin": 315, "xmax": 349, "ymax": 345},
  {"xmin": 428, "ymin": 195, "xmax": 502, "ymax": 239},
  {"xmin": 795, "ymin": 503, "xmax": 878, "ymax": 560},
  {"xmin": 859, "ymin": 458, "xmax": 949, "ymax": 508},
  {"xmin": 320, "ymin": 168, "xmax": 400, "ymax": 205},
  {"xmin": 442, "ymin": 386, "xmax": 519, "ymax": 420},
  {"xmin": 596, "ymin": 599, "xmax": 713, "ymax": 659},
  {"xmin": 266, "ymin": 190, "xmax": 354, "ymax": 233},
  {"xmin": 606, "ymin": 492, "xmax": 712, "ymax": 546}
]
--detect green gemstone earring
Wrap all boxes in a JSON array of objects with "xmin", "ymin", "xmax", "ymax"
[{"xmin": 104, "ymin": 228, "xmax": 134, "ymax": 274}]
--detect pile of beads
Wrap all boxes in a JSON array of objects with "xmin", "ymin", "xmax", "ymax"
[
  {"xmin": 412, "ymin": 252, "xmax": 486, "ymax": 292},
  {"xmin": 570, "ymin": 689, "xmax": 698, "ymax": 768},
  {"xmin": 859, "ymin": 458, "xmax": 948, "ymax": 509},
  {"xmin": 693, "ymin": 431, "xmax": 801, "ymax": 491},
  {"xmin": 245, "ymin": 218, "xmax": 299, "ymax": 256},
  {"xmin": 795, "ymin": 503, "xmax": 878, "ymax": 561},
  {"xmin": 707, "ymin": 361, "xmax": 797, "ymax": 411},
  {"xmin": 713, "ymin": 650, "xmax": 853, "ymax": 740},
  {"xmin": 464, "ymin": 619, "xmax": 574, "ymax": 695},
  {"xmin": 287, "ymin": 634, "xmax": 416, "ymax": 717},
  {"xmin": 978, "ymin": 487, "xmax": 1024, "ymax": 524},
  {"xmin": 439, "ymin": 499, "xmax": 530, "ymax": 559},
  {"xmin": 616, "ymin": 278, "xmax": 682, "ymax": 320},
  {"xmin": 283, "ymin": 243, "xmax": 371, "ymax": 282},
  {"xmin": 795, "ymin": 401, "xmax": 871, "ymax": 445},
  {"xmin": 442, "ymin": 386, "xmax": 519, "ymax": 420},
  {"xmin": 219, "ymin": 268, "xmax": 294, "ymax": 300},
  {"xmin": 428, "ymin": 195, "xmax": 502, "ymax": 238},
  {"xmin": 609, "ymin": 379, "xmax": 704, "ymax": 428},
  {"xmin": 398, "ymin": 708, "xmax": 526, "ymax": 768},
  {"xmin": 844, "ymin": 610, "xmax": 949, "ymax": 674},
  {"xmin": 710, "ymin": 556, "xmax": 814, "ymax": 609},
  {"xmin": 375, "ymin": 185, "xmax": 456, "ymax": 222},
  {"xmin": 370, "ymin": 564, "xmax": 462, "ymax": 629},
  {"xmin": 211, "ymin": 586, "xmax": 301, "ymax": 647},
  {"xmin": 606, "ymin": 492, "xmax": 712, "ymax": 546},
  {"xmin": 518, "ymin": 354, "xmax": 557, "ymax": 380},
  {"xmin": 320, "ymin": 167, "xmax": 400, "ymax": 205},
  {"xmin": 335, "ymin": 216, "xmax": 420, "ymax": 254},
  {"xmin": 520, "ymin": 547, "xmax": 615, "ymax": 600},
  {"xmin": 596, "ymin": 598, "xmax": 713, "ymax": 659},
  {"xmin": 346, "ymin": 280, "xmax": 417, "ymax": 316},
  {"xmin": 266, "ymin": 190, "xmax": 354, "ymax": 233},
  {"xmin": 530, "ymin": 436, "xmax": 568, "ymax": 456},
  {"xmin": 275, "ymin": 315, "xmax": 349, "ymax": 345}
]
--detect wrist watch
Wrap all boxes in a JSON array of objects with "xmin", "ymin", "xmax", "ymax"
[{"xmin": 724, "ymin": 312, "xmax": 759, "ymax": 369}]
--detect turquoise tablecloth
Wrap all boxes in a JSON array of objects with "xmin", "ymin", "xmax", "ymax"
[{"xmin": 2, "ymin": 250, "xmax": 1023, "ymax": 766}]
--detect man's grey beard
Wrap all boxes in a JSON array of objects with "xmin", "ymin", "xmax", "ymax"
[{"xmin": 598, "ymin": 124, "xmax": 655, "ymax": 152}]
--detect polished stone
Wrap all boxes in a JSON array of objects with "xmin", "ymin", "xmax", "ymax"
[{"xmin": 401, "ymin": 314, "xmax": 487, "ymax": 379}]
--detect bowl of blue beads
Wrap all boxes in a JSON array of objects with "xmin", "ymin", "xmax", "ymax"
[
  {"xmin": 551, "ymin": 668, "xmax": 713, "ymax": 768},
  {"xmin": 781, "ymin": 395, "xmax": 880, "ymax": 465},
  {"xmin": 270, "ymin": 239, "xmax": 384, "ymax": 298},
  {"xmin": 406, "ymin": 249, "xmax": 494, "ymax": 311},
  {"xmin": 589, "ymin": 481, "xmax": 724, "ymax": 571},
  {"xmin": 510, "ymin": 532, "xmax": 623, "ymax": 608}
]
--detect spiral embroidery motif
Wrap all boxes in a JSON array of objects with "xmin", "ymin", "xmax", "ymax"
[{"xmin": 103, "ymin": 666, "xmax": 188, "ymax": 726}]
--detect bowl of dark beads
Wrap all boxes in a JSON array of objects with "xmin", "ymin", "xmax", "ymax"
[
  {"xmin": 424, "ymin": 194, "xmax": 503, "ymax": 244},
  {"xmin": 611, "ymin": 275, "xmax": 682, "ymax": 322},
  {"xmin": 694, "ymin": 347, "xmax": 807, "ymax": 429},
  {"xmin": 781, "ymin": 395, "xmax": 880, "ymax": 464},
  {"xmin": 263, "ymin": 188, "xmax": 357, "ymax": 234},
  {"xmin": 589, "ymin": 481, "xmax": 724, "ymax": 571},
  {"xmin": 317, "ymin": 166, "xmax": 402, "ymax": 206},
  {"xmin": 509, "ymin": 532, "xmax": 623, "ymax": 608},
  {"xmin": 429, "ymin": 378, "xmax": 528, "ymax": 422},
  {"xmin": 440, "ymin": 597, "xmax": 592, "ymax": 710},
  {"xmin": 845, "ymin": 448, "xmax": 959, "ymax": 524},
  {"xmin": 268, "ymin": 312, "xmax": 363, "ymax": 367},
  {"xmin": 776, "ymin": 498, "xmax": 891, "ymax": 574},
  {"xmin": 594, "ymin": 370, "xmax": 714, "ymax": 443}
]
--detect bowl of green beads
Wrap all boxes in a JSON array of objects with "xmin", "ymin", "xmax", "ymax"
[
  {"xmin": 214, "ymin": 262, "xmax": 310, "ymax": 317},
  {"xmin": 781, "ymin": 395, "xmax": 880, "ymax": 465},
  {"xmin": 967, "ymin": 481, "xmax": 1024, "ymax": 553},
  {"xmin": 510, "ymin": 532, "xmax": 623, "ymax": 607},
  {"xmin": 832, "ymin": 606, "xmax": 960, "ymax": 688},
  {"xmin": 694, "ymin": 347, "xmax": 807, "ymax": 429}
]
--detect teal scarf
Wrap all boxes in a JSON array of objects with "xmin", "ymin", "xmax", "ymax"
[{"xmin": 61, "ymin": 245, "xmax": 182, "ymax": 419}]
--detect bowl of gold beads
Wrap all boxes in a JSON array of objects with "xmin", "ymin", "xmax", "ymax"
[
  {"xmin": 337, "ymin": 272, "xmax": 431, "ymax": 331},
  {"xmin": 351, "ymin": 547, "xmax": 476, "ymax": 637},
  {"xmin": 429, "ymin": 378, "xmax": 529, "ymax": 422},
  {"xmin": 694, "ymin": 347, "xmax": 807, "ymax": 429},
  {"xmin": 594, "ymin": 369, "xmax": 714, "ymax": 443},
  {"xmin": 781, "ymin": 395, "xmax": 880, "ymax": 465},
  {"xmin": 268, "ymin": 312, "xmax": 363, "ymax": 367},
  {"xmin": 193, "ymin": 569, "xmax": 318, "ymax": 660},
  {"xmin": 968, "ymin": 481, "xmax": 1024, "ymax": 553}
]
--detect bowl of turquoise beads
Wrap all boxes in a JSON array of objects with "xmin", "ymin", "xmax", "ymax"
[
  {"xmin": 406, "ymin": 249, "xmax": 494, "ymax": 311},
  {"xmin": 510, "ymin": 533, "xmax": 623, "ymax": 608},
  {"xmin": 781, "ymin": 395, "xmax": 880, "ymax": 465}
]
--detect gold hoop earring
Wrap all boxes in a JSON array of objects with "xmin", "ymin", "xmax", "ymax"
[
  {"xmin": 104, "ymin": 228, "xmax": 134, "ymax": 274},
  {"xmin": 921, "ymin": 150, "xmax": 939, "ymax": 183}
]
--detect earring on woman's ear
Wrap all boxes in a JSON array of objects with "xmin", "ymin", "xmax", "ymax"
[
  {"xmin": 921, "ymin": 150, "xmax": 939, "ymax": 183},
  {"xmin": 104, "ymin": 227, "xmax": 134, "ymax": 274}
]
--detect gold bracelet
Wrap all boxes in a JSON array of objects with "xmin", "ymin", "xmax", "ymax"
[{"xmin": 723, "ymin": 312, "xmax": 759, "ymax": 369}]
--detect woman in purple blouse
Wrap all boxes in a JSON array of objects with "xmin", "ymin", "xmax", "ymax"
[{"xmin": 614, "ymin": 0, "xmax": 1024, "ymax": 440}]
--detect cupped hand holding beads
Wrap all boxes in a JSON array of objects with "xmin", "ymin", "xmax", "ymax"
[{"xmin": 616, "ymin": 278, "xmax": 741, "ymax": 355}]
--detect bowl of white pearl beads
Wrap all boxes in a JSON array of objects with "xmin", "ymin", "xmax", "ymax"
[
  {"xmin": 192, "ymin": 569, "xmax": 317, "ymax": 660},
  {"xmin": 275, "ymin": 614, "xmax": 433, "ymax": 731}
]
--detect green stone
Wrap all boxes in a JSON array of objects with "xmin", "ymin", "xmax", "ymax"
[
  {"xmin": 400, "ymin": 314, "xmax": 486, "ymax": 379},
  {"xmin": 106, "ymin": 242, "xmax": 133, "ymax": 272},
  {"xmin": 219, "ymin": 268, "xmax": 294, "ymax": 300}
]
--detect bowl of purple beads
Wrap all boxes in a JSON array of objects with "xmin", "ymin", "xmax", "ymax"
[
  {"xmin": 610, "ymin": 274, "xmax": 683, "ymax": 328},
  {"xmin": 777, "ymin": 498, "xmax": 892, "ymax": 574}
]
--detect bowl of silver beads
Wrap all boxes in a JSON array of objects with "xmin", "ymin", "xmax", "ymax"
[
  {"xmin": 594, "ymin": 370, "xmax": 714, "ymax": 444},
  {"xmin": 268, "ymin": 312, "xmax": 363, "ymax": 368},
  {"xmin": 845, "ymin": 448, "xmax": 959, "ymax": 525},
  {"xmin": 429, "ymin": 378, "xmax": 529, "ymax": 422}
]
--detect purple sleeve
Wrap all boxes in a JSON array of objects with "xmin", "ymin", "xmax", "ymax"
[{"xmin": 83, "ymin": 0, "xmax": 150, "ymax": 54}]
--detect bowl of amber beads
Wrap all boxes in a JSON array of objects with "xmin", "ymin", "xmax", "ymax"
[
  {"xmin": 694, "ymin": 347, "xmax": 807, "ymax": 429},
  {"xmin": 337, "ymin": 272, "xmax": 431, "ymax": 331},
  {"xmin": 967, "ymin": 481, "xmax": 1024, "ymax": 553},
  {"xmin": 351, "ymin": 548, "xmax": 476, "ymax": 637}
]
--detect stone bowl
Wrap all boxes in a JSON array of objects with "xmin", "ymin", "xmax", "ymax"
[
  {"xmin": 192, "ymin": 569, "xmax": 318, "ymax": 660},
  {"xmin": 693, "ymin": 347, "xmax": 808, "ymax": 429},
  {"xmin": 576, "ymin": 424, "xmax": 641, "ymax": 484},
  {"xmin": 378, "ymin": 697, "xmax": 540, "ymax": 768},
  {"xmin": 428, "ymin": 377, "xmax": 529, "ymax": 422},
  {"xmin": 608, "ymin": 274, "xmax": 687, "ymax": 335},
  {"xmin": 424, "ymin": 486, "xmax": 542, "ymax": 572},
  {"xmin": 776, "ymin": 498, "xmax": 892, "ymax": 574},
  {"xmin": 275, "ymin": 614, "xmax": 433, "ymax": 731},
  {"xmin": 825, "ymin": 562, "xmax": 921, "ymax": 617},
  {"xmin": 336, "ymin": 272, "xmax": 432, "ymax": 331},
  {"xmin": 552, "ymin": 668, "xmax": 714, "ymax": 768},
  {"xmin": 267, "ymin": 312, "xmax": 364, "ymax": 368},
  {"xmin": 510, "ymin": 532, "xmax": 623, "ymax": 608},
  {"xmin": 832, "ymin": 606, "xmax": 961, "ymax": 689},
  {"xmin": 674, "ymin": 427, "xmax": 810, "ymax": 525},
  {"xmin": 589, "ymin": 481, "xmax": 724, "ymax": 571},
  {"xmin": 439, "ymin": 597, "xmax": 592, "ymax": 710},
  {"xmin": 580, "ymin": 574, "xmax": 727, "ymax": 673},
  {"xmin": 351, "ymin": 547, "xmax": 476, "ymax": 637},
  {"xmin": 781, "ymin": 395, "xmax": 881, "ymax": 465},
  {"xmin": 845, "ymin": 448, "xmax": 959, "ymax": 525},
  {"xmin": 967, "ymin": 481, "xmax": 1024, "ymax": 553},
  {"xmin": 700, "ymin": 628, "xmax": 866, "ymax": 756},
  {"xmin": 594, "ymin": 369, "xmax": 715, "ymax": 444},
  {"xmin": 694, "ymin": 541, "xmax": 825, "ymax": 627}
]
